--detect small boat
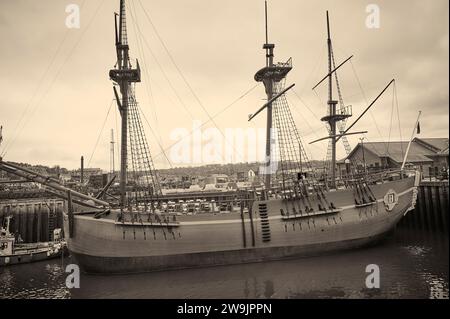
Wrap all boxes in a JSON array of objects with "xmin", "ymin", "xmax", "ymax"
[{"xmin": 0, "ymin": 216, "xmax": 66, "ymax": 266}]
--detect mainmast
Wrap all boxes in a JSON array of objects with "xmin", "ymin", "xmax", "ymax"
[
  {"xmin": 326, "ymin": 12, "xmax": 338, "ymax": 188},
  {"xmin": 110, "ymin": 0, "xmax": 141, "ymax": 209},
  {"xmin": 263, "ymin": 0, "xmax": 274, "ymax": 189},
  {"xmin": 254, "ymin": 1, "xmax": 292, "ymax": 190}
]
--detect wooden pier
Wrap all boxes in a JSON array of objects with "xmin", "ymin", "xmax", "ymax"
[
  {"xmin": 0, "ymin": 199, "xmax": 64, "ymax": 243},
  {"xmin": 398, "ymin": 180, "xmax": 449, "ymax": 233}
]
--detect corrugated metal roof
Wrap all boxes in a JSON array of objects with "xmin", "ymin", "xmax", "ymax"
[
  {"xmin": 439, "ymin": 147, "xmax": 449, "ymax": 155},
  {"xmin": 414, "ymin": 138, "xmax": 449, "ymax": 152},
  {"xmin": 427, "ymin": 146, "xmax": 449, "ymax": 157},
  {"xmin": 347, "ymin": 140, "xmax": 438, "ymax": 163},
  {"xmin": 367, "ymin": 141, "xmax": 434, "ymax": 163}
]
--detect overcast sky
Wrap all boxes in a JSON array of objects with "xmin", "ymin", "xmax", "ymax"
[{"xmin": 0, "ymin": 0, "xmax": 448, "ymax": 171}]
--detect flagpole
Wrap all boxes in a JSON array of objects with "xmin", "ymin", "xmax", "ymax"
[
  {"xmin": 0, "ymin": 126, "xmax": 3, "ymax": 160},
  {"xmin": 401, "ymin": 110, "xmax": 422, "ymax": 170}
]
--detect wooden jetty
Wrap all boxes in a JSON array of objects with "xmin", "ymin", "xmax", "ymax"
[
  {"xmin": 0, "ymin": 199, "xmax": 64, "ymax": 243},
  {"xmin": 398, "ymin": 180, "xmax": 449, "ymax": 233}
]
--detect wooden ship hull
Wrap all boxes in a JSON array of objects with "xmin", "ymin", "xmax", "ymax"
[{"xmin": 63, "ymin": 174, "xmax": 419, "ymax": 274}]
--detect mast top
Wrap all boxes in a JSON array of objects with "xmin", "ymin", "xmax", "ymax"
[
  {"xmin": 254, "ymin": 0, "xmax": 291, "ymax": 83},
  {"xmin": 263, "ymin": 0, "xmax": 274, "ymax": 67},
  {"xmin": 264, "ymin": 0, "xmax": 269, "ymax": 45},
  {"xmin": 326, "ymin": 10, "xmax": 331, "ymax": 41},
  {"xmin": 110, "ymin": 0, "xmax": 140, "ymax": 83},
  {"xmin": 118, "ymin": 0, "xmax": 128, "ymax": 47}
]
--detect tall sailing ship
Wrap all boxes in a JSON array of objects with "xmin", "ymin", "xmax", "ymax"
[{"xmin": 0, "ymin": 0, "xmax": 419, "ymax": 274}]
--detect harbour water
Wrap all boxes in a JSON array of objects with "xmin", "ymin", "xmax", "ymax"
[{"xmin": 0, "ymin": 227, "xmax": 448, "ymax": 299}]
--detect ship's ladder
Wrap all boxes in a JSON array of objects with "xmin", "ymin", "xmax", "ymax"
[
  {"xmin": 44, "ymin": 200, "xmax": 56, "ymax": 241},
  {"xmin": 257, "ymin": 203, "xmax": 271, "ymax": 242}
]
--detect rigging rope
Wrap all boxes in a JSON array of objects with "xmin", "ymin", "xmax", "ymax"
[
  {"xmin": 127, "ymin": 0, "xmax": 177, "ymax": 169},
  {"xmin": 387, "ymin": 84, "xmax": 396, "ymax": 154},
  {"xmin": 128, "ymin": 1, "xmax": 162, "ymax": 146},
  {"xmin": 347, "ymin": 59, "xmax": 400, "ymax": 175},
  {"xmin": 136, "ymin": 0, "xmax": 247, "ymax": 164},
  {"xmin": 393, "ymin": 81, "xmax": 405, "ymax": 160},
  {"xmin": 138, "ymin": 104, "xmax": 174, "ymax": 169},
  {"xmin": 0, "ymin": 0, "xmax": 88, "ymax": 156},
  {"xmin": 291, "ymin": 88, "xmax": 333, "ymax": 164},
  {"xmin": 151, "ymin": 83, "xmax": 260, "ymax": 163},
  {"xmin": 87, "ymin": 99, "xmax": 114, "ymax": 168},
  {"xmin": 272, "ymin": 79, "xmax": 316, "ymax": 191},
  {"xmin": 129, "ymin": 10, "xmax": 195, "ymax": 121},
  {"xmin": 127, "ymin": 85, "xmax": 162, "ymax": 201},
  {"xmin": 0, "ymin": 29, "xmax": 71, "ymax": 157},
  {"xmin": 299, "ymin": 43, "xmax": 327, "ymax": 96},
  {"xmin": 114, "ymin": 104, "xmax": 120, "ymax": 172},
  {"xmin": 349, "ymin": 60, "xmax": 390, "ymax": 152},
  {"xmin": 1, "ymin": 0, "xmax": 105, "ymax": 158},
  {"xmin": 330, "ymin": 45, "xmax": 352, "ymax": 155},
  {"xmin": 290, "ymin": 89, "xmax": 323, "ymax": 139}
]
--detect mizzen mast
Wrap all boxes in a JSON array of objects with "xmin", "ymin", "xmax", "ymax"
[
  {"xmin": 311, "ymin": 12, "xmax": 395, "ymax": 187},
  {"xmin": 321, "ymin": 11, "xmax": 351, "ymax": 188}
]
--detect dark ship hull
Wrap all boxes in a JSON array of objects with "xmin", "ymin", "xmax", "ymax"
[{"xmin": 64, "ymin": 173, "xmax": 419, "ymax": 274}]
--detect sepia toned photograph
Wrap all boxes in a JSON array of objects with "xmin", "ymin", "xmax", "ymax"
[{"xmin": 0, "ymin": 0, "xmax": 448, "ymax": 306}]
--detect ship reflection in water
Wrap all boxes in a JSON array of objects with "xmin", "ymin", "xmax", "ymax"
[{"xmin": 0, "ymin": 228, "xmax": 448, "ymax": 299}]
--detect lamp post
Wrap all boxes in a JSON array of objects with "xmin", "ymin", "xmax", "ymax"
[{"xmin": 345, "ymin": 159, "xmax": 351, "ymax": 178}]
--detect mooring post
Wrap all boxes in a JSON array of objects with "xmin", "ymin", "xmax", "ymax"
[
  {"xmin": 430, "ymin": 186, "xmax": 440, "ymax": 232},
  {"xmin": 424, "ymin": 186, "xmax": 433, "ymax": 232},
  {"xmin": 67, "ymin": 190, "xmax": 74, "ymax": 238},
  {"xmin": 418, "ymin": 186, "xmax": 426, "ymax": 232},
  {"xmin": 438, "ymin": 183, "xmax": 448, "ymax": 233},
  {"xmin": 239, "ymin": 191, "xmax": 247, "ymax": 248},
  {"xmin": 413, "ymin": 194, "xmax": 421, "ymax": 230},
  {"xmin": 248, "ymin": 191, "xmax": 256, "ymax": 247}
]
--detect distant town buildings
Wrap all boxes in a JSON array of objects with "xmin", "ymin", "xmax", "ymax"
[
  {"xmin": 88, "ymin": 173, "xmax": 109, "ymax": 189},
  {"xmin": 70, "ymin": 168, "xmax": 102, "ymax": 184}
]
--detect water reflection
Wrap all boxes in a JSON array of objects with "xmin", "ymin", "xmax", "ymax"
[
  {"xmin": 0, "ymin": 258, "xmax": 69, "ymax": 299},
  {"xmin": 1, "ymin": 228, "xmax": 448, "ymax": 299}
]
